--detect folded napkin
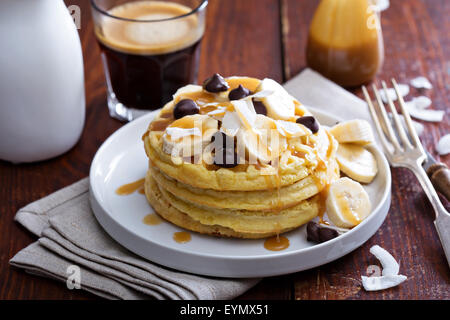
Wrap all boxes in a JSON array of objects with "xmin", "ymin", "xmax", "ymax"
[
  {"xmin": 11, "ymin": 179, "xmax": 259, "ymax": 299},
  {"xmin": 10, "ymin": 68, "xmax": 370, "ymax": 300}
]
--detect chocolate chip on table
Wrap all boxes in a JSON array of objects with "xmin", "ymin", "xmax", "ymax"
[
  {"xmin": 211, "ymin": 131, "xmax": 235, "ymax": 149},
  {"xmin": 203, "ymin": 73, "xmax": 229, "ymax": 93},
  {"xmin": 252, "ymin": 99, "xmax": 267, "ymax": 116},
  {"xmin": 228, "ymin": 85, "xmax": 251, "ymax": 100},
  {"xmin": 173, "ymin": 99, "xmax": 199, "ymax": 119},
  {"xmin": 306, "ymin": 221, "xmax": 339, "ymax": 243},
  {"xmin": 214, "ymin": 147, "xmax": 239, "ymax": 168},
  {"xmin": 296, "ymin": 116, "xmax": 319, "ymax": 134}
]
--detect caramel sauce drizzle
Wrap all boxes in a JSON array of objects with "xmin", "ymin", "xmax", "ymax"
[
  {"xmin": 115, "ymin": 178, "xmax": 145, "ymax": 195},
  {"xmin": 176, "ymin": 91, "xmax": 216, "ymax": 106},
  {"xmin": 225, "ymin": 77, "xmax": 261, "ymax": 92},
  {"xmin": 317, "ymin": 185, "xmax": 330, "ymax": 225},
  {"xmin": 264, "ymin": 235, "xmax": 290, "ymax": 251},
  {"xmin": 142, "ymin": 213, "xmax": 163, "ymax": 226},
  {"xmin": 149, "ymin": 119, "xmax": 172, "ymax": 132},
  {"xmin": 173, "ymin": 231, "xmax": 191, "ymax": 243}
]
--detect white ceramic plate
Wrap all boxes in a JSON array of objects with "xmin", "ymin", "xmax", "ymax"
[{"xmin": 89, "ymin": 108, "xmax": 391, "ymax": 278}]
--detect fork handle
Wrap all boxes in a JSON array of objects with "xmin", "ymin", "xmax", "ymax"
[{"xmin": 409, "ymin": 161, "xmax": 450, "ymax": 266}]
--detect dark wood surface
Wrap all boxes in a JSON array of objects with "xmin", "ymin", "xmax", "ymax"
[{"xmin": 1, "ymin": 0, "xmax": 448, "ymax": 300}]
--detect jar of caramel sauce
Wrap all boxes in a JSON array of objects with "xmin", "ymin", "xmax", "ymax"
[{"xmin": 306, "ymin": 0, "xmax": 384, "ymax": 87}]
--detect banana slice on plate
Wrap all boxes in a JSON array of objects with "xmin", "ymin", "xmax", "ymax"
[
  {"xmin": 329, "ymin": 120, "xmax": 375, "ymax": 145},
  {"xmin": 336, "ymin": 143, "xmax": 378, "ymax": 183},
  {"xmin": 326, "ymin": 177, "xmax": 372, "ymax": 228},
  {"xmin": 255, "ymin": 78, "xmax": 296, "ymax": 120}
]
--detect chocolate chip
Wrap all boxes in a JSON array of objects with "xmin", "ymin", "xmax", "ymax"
[
  {"xmin": 306, "ymin": 222, "xmax": 320, "ymax": 243},
  {"xmin": 296, "ymin": 116, "xmax": 319, "ymax": 134},
  {"xmin": 252, "ymin": 99, "xmax": 267, "ymax": 116},
  {"xmin": 203, "ymin": 73, "xmax": 229, "ymax": 93},
  {"xmin": 214, "ymin": 147, "xmax": 238, "ymax": 168},
  {"xmin": 318, "ymin": 227, "xmax": 339, "ymax": 242},
  {"xmin": 211, "ymin": 131, "xmax": 235, "ymax": 149},
  {"xmin": 173, "ymin": 99, "xmax": 199, "ymax": 119},
  {"xmin": 228, "ymin": 85, "xmax": 250, "ymax": 100},
  {"xmin": 307, "ymin": 221, "xmax": 339, "ymax": 243}
]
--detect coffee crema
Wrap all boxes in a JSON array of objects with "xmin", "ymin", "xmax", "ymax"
[{"xmin": 95, "ymin": 1, "xmax": 203, "ymax": 55}]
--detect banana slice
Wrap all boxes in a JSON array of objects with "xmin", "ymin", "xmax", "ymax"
[
  {"xmin": 255, "ymin": 78, "xmax": 296, "ymax": 120},
  {"xmin": 329, "ymin": 120, "xmax": 375, "ymax": 145},
  {"xmin": 326, "ymin": 177, "xmax": 372, "ymax": 228},
  {"xmin": 162, "ymin": 114, "xmax": 218, "ymax": 159},
  {"xmin": 336, "ymin": 143, "xmax": 378, "ymax": 183},
  {"xmin": 172, "ymin": 84, "xmax": 203, "ymax": 99}
]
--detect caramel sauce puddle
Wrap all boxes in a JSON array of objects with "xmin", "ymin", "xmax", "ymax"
[
  {"xmin": 173, "ymin": 231, "xmax": 191, "ymax": 243},
  {"xmin": 142, "ymin": 213, "xmax": 162, "ymax": 226},
  {"xmin": 115, "ymin": 178, "xmax": 145, "ymax": 195},
  {"xmin": 264, "ymin": 235, "xmax": 290, "ymax": 251}
]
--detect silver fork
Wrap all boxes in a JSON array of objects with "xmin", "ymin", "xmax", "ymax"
[{"xmin": 362, "ymin": 79, "xmax": 450, "ymax": 267}]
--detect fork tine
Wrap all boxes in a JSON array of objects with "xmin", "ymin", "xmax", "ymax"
[
  {"xmin": 381, "ymin": 81, "xmax": 414, "ymax": 150},
  {"xmin": 391, "ymin": 79, "xmax": 424, "ymax": 153},
  {"xmin": 362, "ymin": 85, "xmax": 393, "ymax": 153},
  {"xmin": 371, "ymin": 83, "xmax": 403, "ymax": 151}
]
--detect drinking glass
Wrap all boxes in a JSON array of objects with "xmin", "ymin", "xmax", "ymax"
[{"xmin": 91, "ymin": 0, "xmax": 208, "ymax": 121}]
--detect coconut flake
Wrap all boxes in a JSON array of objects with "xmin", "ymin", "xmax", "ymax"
[
  {"xmin": 248, "ymin": 90, "xmax": 274, "ymax": 99},
  {"xmin": 361, "ymin": 245, "xmax": 407, "ymax": 291},
  {"xmin": 405, "ymin": 102, "xmax": 444, "ymax": 122},
  {"xmin": 221, "ymin": 111, "xmax": 241, "ymax": 137},
  {"xmin": 410, "ymin": 76, "xmax": 433, "ymax": 90},
  {"xmin": 275, "ymin": 120, "xmax": 310, "ymax": 138},
  {"xmin": 410, "ymin": 96, "xmax": 432, "ymax": 109},
  {"xmin": 370, "ymin": 245, "xmax": 400, "ymax": 276},
  {"xmin": 361, "ymin": 274, "xmax": 407, "ymax": 291},
  {"xmin": 379, "ymin": 84, "xmax": 409, "ymax": 103},
  {"xmin": 436, "ymin": 134, "xmax": 450, "ymax": 155},
  {"xmin": 232, "ymin": 100, "xmax": 257, "ymax": 130},
  {"xmin": 165, "ymin": 127, "xmax": 201, "ymax": 140}
]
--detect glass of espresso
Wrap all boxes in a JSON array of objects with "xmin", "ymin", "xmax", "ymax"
[{"xmin": 90, "ymin": 0, "xmax": 208, "ymax": 121}]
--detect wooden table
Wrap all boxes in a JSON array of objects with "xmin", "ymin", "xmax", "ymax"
[{"xmin": 1, "ymin": 0, "xmax": 448, "ymax": 300}]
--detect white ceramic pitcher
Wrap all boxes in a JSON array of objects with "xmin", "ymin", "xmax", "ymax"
[{"xmin": 0, "ymin": 0, "xmax": 85, "ymax": 163}]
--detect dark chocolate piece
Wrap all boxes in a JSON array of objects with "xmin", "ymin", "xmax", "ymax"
[
  {"xmin": 203, "ymin": 73, "xmax": 229, "ymax": 93},
  {"xmin": 229, "ymin": 85, "xmax": 250, "ymax": 100},
  {"xmin": 173, "ymin": 99, "xmax": 199, "ymax": 119},
  {"xmin": 296, "ymin": 116, "xmax": 319, "ymax": 134}
]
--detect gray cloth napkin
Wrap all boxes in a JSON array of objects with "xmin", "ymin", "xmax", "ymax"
[
  {"xmin": 10, "ymin": 178, "xmax": 259, "ymax": 299},
  {"xmin": 10, "ymin": 68, "xmax": 368, "ymax": 300}
]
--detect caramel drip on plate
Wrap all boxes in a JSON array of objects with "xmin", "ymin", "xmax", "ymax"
[
  {"xmin": 142, "ymin": 213, "xmax": 163, "ymax": 226},
  {"xmin": 115, "ymin": 178, "xmax": 145, "ymax": 195},
  {"xmin": 173, "ymin": 231, "xmax": 191, "ymax": 243},
  {"xmin": 264, "ymin": 236, "xmax": 290, "ymax": 251},
  {"xmin": 138, "ymin": 187, "xmax": 146, "ymax": 194}
]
